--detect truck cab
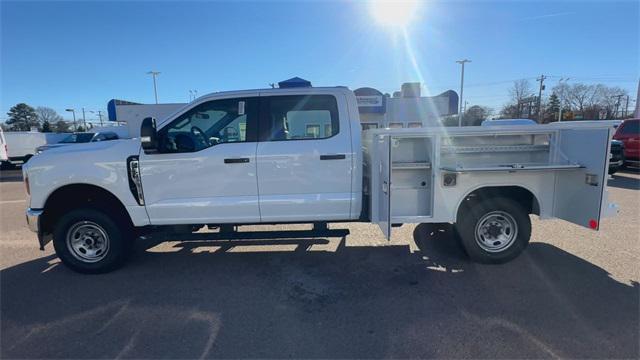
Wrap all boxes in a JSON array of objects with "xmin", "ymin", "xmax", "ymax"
[{"xmin": 136, "ymin": 87, "xmax": 362, "ymax": 225}]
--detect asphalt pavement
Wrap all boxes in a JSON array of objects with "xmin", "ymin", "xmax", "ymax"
[{"xmin": 1, "ymin": 168, "xmax": 638, "ymax": 359}]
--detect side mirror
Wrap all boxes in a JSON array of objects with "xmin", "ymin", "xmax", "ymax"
[{"xmin": 140, "ymin": 117, "xmax": 158, "ymax": 152}]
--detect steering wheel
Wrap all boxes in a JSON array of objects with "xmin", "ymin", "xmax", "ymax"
[{"xmin": 190, "ymin": 126, "xmax": 209, "ymax": 148}]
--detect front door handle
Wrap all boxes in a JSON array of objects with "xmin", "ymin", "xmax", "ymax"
[
  {"xmin": 320, "ymin": 154, "xmax": 346, "ymax": 160},
  {"xmin": 224, "ymin": 158, "xmax": 250, "ymax": 164}
]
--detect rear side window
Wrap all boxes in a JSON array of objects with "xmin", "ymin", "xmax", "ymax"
[
  {"xmin": 263, "ymin": 95, "xmax": 339, "ymax": 141},
  {"xmin": 620, "ymin": 120, "xmax": 639, "ymax": 134}
]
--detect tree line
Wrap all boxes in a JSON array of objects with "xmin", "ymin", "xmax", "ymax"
[
  {"xmin": 441, "ymin": 80, "xmax": 634, "ymax": 126},
  {"xmin": 2, "ymin": 103, "xmax": 86, "ymax": 132},
  {"xmin": 500, "ymin": 80, "xmax": 633, "ymax": 123}
]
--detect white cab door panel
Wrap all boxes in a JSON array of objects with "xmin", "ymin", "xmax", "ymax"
[
  {"xmin": 140, "ymin": 143, "xmax": 259, "ymax": 224},
  {"xmin": 257, "ymin": 94, "xmax": 354, "ymax": 222},
  {"xmin": 140, "ymin": 96, "xmax": 260, "ymax": 225}
]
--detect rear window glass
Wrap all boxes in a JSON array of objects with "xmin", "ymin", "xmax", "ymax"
[
  {"xmin": 620, "ymin": 120, "xmax": 639, "ymax": 134},
  {"xmin": 265, "ymin": 95, "xmax": 339, "ymax": 141}
]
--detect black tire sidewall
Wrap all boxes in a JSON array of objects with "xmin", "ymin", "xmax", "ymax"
[
  {"xmin": 456, "ymin": 197, "xmax": 531, "ymax": 264},
  {"xmin": 52, "ymin": 208, "xmax": 129, "ymax": 274}
]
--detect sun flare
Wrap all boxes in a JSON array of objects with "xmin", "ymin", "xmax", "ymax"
[{"xmin": 370, "ymin": 0, "xmax": 420, "ymax": 28}]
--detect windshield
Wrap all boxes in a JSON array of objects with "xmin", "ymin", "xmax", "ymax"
[{"xmin": 59, "ymin": 133, "xmax": 94, "ymax": 143}]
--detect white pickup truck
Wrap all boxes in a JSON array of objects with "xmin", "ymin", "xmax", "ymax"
[{"xmin": 23, "ymin": 86, "xmax": 618, "ymax": 273}]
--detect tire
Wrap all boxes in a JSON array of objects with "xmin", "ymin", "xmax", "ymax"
[
  {"xmin": 455, "ymin": 197, "xmax": 531, "ymax": 264},
  {"xmin": 52, "ymin": 208, "xmax": 132, "ymax": 274},
  {"xmin": 608, "ymin": 166, "xmax": 619, "ymax": 175}
]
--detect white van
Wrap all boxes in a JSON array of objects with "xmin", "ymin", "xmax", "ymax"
[{"xmin": 0, "ymin": 128, "xmax": 8, "ymax": 163}]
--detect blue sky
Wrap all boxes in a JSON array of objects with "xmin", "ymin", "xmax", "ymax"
[{"xmin": 2, "ymin": 0, "xmax": 638, "ymax": 123}]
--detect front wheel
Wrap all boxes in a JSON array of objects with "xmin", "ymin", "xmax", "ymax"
[
  {"xmin": 455, "ymin": 197, "xmax": 531, "ymax": 264},
  {"xmin": 52, "ymin": 208, "xmax": 132, "ymax": 273}
]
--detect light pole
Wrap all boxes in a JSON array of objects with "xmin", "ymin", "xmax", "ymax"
[
  {"xmin": 147, "ymin": 71, "xmax": 161, "ymax": 104},
  {"xmin": 557, "ymin": 78, "xmax": 570, "ymax": 122},
  {"xmin": 65, "ymin": 108, "xmax": 77, "ymax": 131},
  {"xmin": 81, "ymin": 107, "xmax": 87, "ymax": 129},
  {"xmin": 456, "ymin": 59, "xmax": 471, "ymax": 126}
]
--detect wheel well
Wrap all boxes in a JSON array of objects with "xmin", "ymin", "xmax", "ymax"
[
  {"xmin": 457, "ymin": 186, "xmax": 540, "ymax": 220},
  {"xmin": 41, "ymin": 184, "xmax": 132, "ymax": 235}
]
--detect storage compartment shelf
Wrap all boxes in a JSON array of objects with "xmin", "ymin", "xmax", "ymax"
[
  {"xmin": 441, "ymin": 144, "xmax": 549, "ymax": 154},
  {"xmin": 392, "ymin": 162, "xmax": 432, "ymax": 170},
  {"xmin": 440, "ymin": 163, "xmax": 584, "ymax": 172}
]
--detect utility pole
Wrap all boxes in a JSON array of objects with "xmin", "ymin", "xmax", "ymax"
[
  {"xmin": 89, "ymin": 110, "xmax": 104, "ymax": 126},
  {"xmin": 456, "ymin": 59, "xmax": 471, "ymax": 127},
  {"xmin": 536, "ymin": 74, "xmax": 546, "ymax": 123},
  {"xmin": 81, "ymin": 107, "xmax": 87, "ymax": 129},
  {"xmin": 612, "ymin": 94, "xmax": 624, "ymax": 119},
  {"xmin": 147, "ymin": 71, "xmax": 161, "ymax": 104},
  {"xmin": 624, "ymin": 95, "xmax": 629, "ymax": 118}
]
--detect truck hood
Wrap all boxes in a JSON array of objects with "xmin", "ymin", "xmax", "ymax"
[
  {"xmin": 23, "ymin": 138, "xmax": 143, "ymax": 210},
  {"xmin": 25, "ymin": 139, "xmax": 141, "ymax": 172}
]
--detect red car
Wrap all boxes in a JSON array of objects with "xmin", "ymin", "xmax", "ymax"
[{"xmin": 613, "ymin": 118, "xmax": 640, "ymax": 168}]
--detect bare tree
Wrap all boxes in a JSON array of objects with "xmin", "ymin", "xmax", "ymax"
[
  {"xmin": 502, "ymin": 79, "xmax": 535, "ymax": 119},
  {"xmin": 36, "ymin": 107, "xmax": 63, "ymax": 124},
  {"xmin": 509, "ymin": 79, "xmax": 534, "ymax": 104},
  {"xmin": 551, "ymin": 83, "xmax": 628, "ymax": 119}
]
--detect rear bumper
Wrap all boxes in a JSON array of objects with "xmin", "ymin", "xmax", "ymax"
[{"xmin": 26, "ymin": 208, "xmax": 43, "ymax": 233}]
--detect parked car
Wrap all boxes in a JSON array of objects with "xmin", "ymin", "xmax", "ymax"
[
  {"xmin": 613, "ymin": 118, "xmax": 639, "ymax": 168},
  {"xmin": 36, "ymin": 131, "xmax": 119, "ymax": 153}
]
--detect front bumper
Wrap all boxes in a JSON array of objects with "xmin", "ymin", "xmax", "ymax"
[
  {"xmin": 609, "ymin": 159, "xmax": 624, "ymax": 167},
  {"xmin": 26, "ymin": 208, "xmax": 43, "ymax": 233}
]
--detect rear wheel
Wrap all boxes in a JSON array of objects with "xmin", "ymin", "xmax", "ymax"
[
  {"xmin": 456, "ymin": 197, "xmax": 531, "ymax": 264},
  {"xmin": 53, "ymin": 208, "xmax": 131, "ymax": 273}
]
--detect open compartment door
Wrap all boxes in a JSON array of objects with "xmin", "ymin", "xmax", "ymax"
[
  {"xmin": 377, "ymin": 136, "xmax": 392, "ymax": 239},
  {"xmin": 553, "ymin": 128, "xmax": 612, "ymax": 230}
]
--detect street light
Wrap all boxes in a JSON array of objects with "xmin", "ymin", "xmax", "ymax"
[
  {"xmin": 65, "ymin": 108, "xmax": 77, "ymax": 131},
  {"xmin": 456, "ymin": 59, "xmax": 471, "ymax": 127},
  {"xmin": 557, "ymin": 78, "xmax": 570, "ymax": 122},
  {"xmin": 147, "ymin": 71, "xmax": 161, "ymax": 104}
]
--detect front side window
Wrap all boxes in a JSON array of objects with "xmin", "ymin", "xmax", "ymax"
[
  {"xmin": 264, "ymin": 95, "xmax": 339, "ymax": 141},
  {"xmin": 158, "ymin": 97, "xmax": 257, "ymax": 153}
]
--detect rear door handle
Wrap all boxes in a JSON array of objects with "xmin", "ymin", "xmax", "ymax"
[
  {"xmin": 224, "ymin": 158, "xmax": 250, "ymax": 164},
  {"xmin": 320, "ymin": 154, "xmax": 346, "ymax": 160}
]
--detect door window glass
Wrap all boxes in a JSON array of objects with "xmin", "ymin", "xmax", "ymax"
[
  {"xmin": 264, "ymin": 95, "xmax": 339, "ymax": 141},
  {"xmin": 158, "ymin": 98, "xmax": 256, "ymax": 153}
]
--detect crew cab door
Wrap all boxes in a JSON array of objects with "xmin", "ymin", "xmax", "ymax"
[
  {"xmin": 256, "ymin": 93, "xmax": 354, "ymax": 222},
  {"xmin": 138, "ymin": 96, "xmax": 260, "ymax": 225},
  {"xmin": 553, "ymin": 127, "xmax": 612, "ymax": 230}
]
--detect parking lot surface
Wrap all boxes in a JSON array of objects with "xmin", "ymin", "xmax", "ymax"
[{"xmin": 1, "ymin": 168, "xmax": 638, "ymax": 359}]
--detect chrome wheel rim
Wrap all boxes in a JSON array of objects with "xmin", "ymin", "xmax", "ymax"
[
  {"xmin": 474, "ymin": 211, "xmax": 518, "ymax": 253},
  {"xmin": 66, "ymin": 221, "xmax": 110, "ymax": 263}
]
